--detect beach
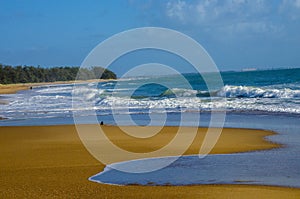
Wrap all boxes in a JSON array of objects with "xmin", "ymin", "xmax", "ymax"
[
  {"xmin": 0, "ymin": 78, "xmax": 114, "ymax": 94},
  {"xmin": 0, "ymin": 84, "xmax": 30, "ymax": 94},
  {"xmin": 1, "ymin": 69, "xmax": 300, "ymax": 198},
  {"xmin": 1, "ymin": 125, "xmax": 299, "ymax": 198},
  {"xmin": 1, "ymin": 1, "xmax": 300, "ymax": 197}
]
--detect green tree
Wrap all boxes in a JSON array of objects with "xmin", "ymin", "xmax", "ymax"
[{"xmin": 0, "ymin": 65, "xmax": 117, "ymax": 84}]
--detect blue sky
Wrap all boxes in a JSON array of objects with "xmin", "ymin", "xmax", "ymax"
[{"xmin": 0, "ymin": 0, "xmax": 300, "ymax": 75}]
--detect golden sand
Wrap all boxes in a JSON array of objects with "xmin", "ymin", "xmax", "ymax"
[
  {"xmin": 1, "ymin": 125, "xmax": 299, "ymax": 198},
  {"xmin": 0, "ymin": 79, "xmax": 114, "ymax": 94},
  {"xmin": 0, "ymin": 84, "xmax": 30, "ymax": 94}
]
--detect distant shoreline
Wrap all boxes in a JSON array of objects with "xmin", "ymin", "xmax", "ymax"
[{"xmin": 0, "ymin": 78, "xmax": 115, "ymax": 95}]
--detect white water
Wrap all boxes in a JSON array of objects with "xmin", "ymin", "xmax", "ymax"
[{"xmin": 1, "ymin": 82, "xmax": 300, "ymax": 121}]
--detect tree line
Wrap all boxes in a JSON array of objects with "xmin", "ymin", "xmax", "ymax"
[{"xmin": 0, "ymin": 64, "xmax": 117, "ymax": 84}]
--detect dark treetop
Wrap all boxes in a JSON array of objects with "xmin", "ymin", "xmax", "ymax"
[{"xmin": 0, "ymin": 64, "xmax": 117, "ymax": 84}]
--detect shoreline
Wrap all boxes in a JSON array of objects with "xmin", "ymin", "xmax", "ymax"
[
  {"xmin": 1, "ymin": 124, "xmax": 299, "ymax": 198},
  {"xmin": 0, "ymin": 78, "xmax": 115, "ymax": 94}
]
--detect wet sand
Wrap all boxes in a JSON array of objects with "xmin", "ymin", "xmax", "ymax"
[{"xmin": 1, "ymin": 125, "xmax": 299, "ymax": 198}]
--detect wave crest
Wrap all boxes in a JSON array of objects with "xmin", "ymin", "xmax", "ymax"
[{"xmin": 218, "ymin": 85, "xmax": 300, "ymax": 98}]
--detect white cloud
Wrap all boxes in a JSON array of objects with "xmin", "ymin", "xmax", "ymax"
[
  {"xmin": 296, "ymin": 0, "xmax": 300, "ymax": 8},
  {"xmin": 166, "ymin": 0, "xmax": 187, "ymax": 22},
  {"xmin": 284, "ymin": 0, "xmax": 300, "ymax": 8},
  {"xmin": 164, "ymin": 0, "xmax": 285, "ymax": 37},
  {"xmin": 165, "ymin": 0, "xmax": 270, "ymax": 23},
  {"xmin": 279, "ymin": 0, "xmax": 300, "ymax": 19}
]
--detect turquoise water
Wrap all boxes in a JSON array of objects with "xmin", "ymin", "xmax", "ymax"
[{"xmin": 1, "ymin": 68, "xmax": 300, "ymax": 124}]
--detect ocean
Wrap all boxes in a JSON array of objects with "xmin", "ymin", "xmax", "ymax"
[{"xmin": 0, "ymin": 68, "xmax": 300, "ymax": 126}]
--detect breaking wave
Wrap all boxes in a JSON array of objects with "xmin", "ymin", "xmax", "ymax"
[
  {"xmin": 217, "ymin": 85, "xmax": 300, "ymax": 99},
  {"xmin": 157, "ymin": 85, "xmax": 300, "ymax": 99}
]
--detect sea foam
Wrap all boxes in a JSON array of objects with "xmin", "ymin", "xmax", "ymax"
[{"xmin": 218, "ymin": 85, "xmax": 300, "ymax": 98}]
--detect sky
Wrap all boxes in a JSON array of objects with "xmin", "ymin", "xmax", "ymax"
[{"xmin": 0, "ymin": 0, "xmax": 300, "ymax": 75}]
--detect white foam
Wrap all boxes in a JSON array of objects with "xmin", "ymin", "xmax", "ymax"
[
  {"xmin": 163, "ymin": 88, "xmax": 198, "ymax": 97},
  {"xmin": 2, "ymin": 83, "xmax": 300, "ymax": 121},
  {"xmin": 35, "ymin": 86, "xmax": 73, "ymax": 94},
  {"xmin": 100, "ymin": 96, "xmax": 202, "ymax": 109},
  {"xmin": 72, "ymin": 87, "xmax": 105, "ymax": 101},
  {"xmin": 218, "ymin": 85, "xmax": 300, "ymax": 98}
]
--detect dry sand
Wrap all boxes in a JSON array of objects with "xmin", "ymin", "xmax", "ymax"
[
  {"xmin": 0, "ymin": 84, "xmax": 30, "ymax": 94},
  {"xmin": 1, "ymin": 125, "xmax": 299, "ymax": 198},
  {"xmin": 0, "ymin": 79, "xmax": 114, "ymax": 94}
]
